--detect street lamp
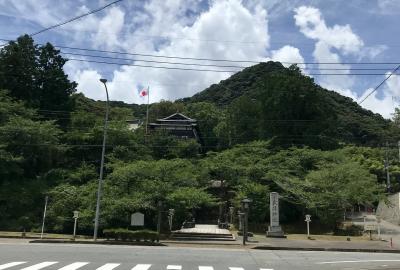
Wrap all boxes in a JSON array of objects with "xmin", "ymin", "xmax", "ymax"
[
  {"xmin": 93, "ymin": 78, "xmax": 109, "ymax": 241},
  {"xmin": 241, "ymin": 198, "xmax": 251, "ymax": 245}
]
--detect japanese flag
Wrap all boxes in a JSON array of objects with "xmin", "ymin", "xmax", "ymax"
[{"xmin": 139, "ymin": 88, "xmax": 148, "ymax": 97}]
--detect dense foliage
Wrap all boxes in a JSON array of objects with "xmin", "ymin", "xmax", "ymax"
[{"xmin": 0, "ymin": 36, "xmax": 398, "ymax": 235}]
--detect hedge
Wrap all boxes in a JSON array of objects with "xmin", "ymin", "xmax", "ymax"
[
  {"xmin": 103, "ymin": 229, "xmax": 158, "ymax": 242},
  {"xmin": 334, "ymin": 224, "xmax": 363, "ymax": 236}
]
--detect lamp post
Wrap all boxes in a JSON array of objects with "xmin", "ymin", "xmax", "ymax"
[
  {"xmin": 241, "ymin": 198, "xmax": 251, "ymax": 245},
  {"xmin": 73, "ymin": 211, "xmax": 79, "ymax": 241},
  {"xmin": 93, "ymin": 78, "xmax": 109, "ymax": 241}
]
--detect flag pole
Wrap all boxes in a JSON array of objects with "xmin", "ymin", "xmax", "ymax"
[{"xmin": 145, "ymin": 86, "xmax": 150, "ymax": 135}]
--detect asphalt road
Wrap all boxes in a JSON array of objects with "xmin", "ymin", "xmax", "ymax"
[{"xmin": 1, "ymin": 241, "xmax": 400, "ymax": 270}]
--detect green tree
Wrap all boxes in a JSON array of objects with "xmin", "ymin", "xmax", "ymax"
[
  {"xmin": 0, "ymin": 35, "xmax": 77, "ymax": 113},
  {"xmin": 183, "ymin": 102, "xmax": 222, "ymax": 150},
  {"xmin": 227, "ymin": 96, "xmax": 261, "ymax": 144},
  {"xmin": 234, "ymin": 182, "xmax": 269, "ymax": 223},
  {"xmin": 148, "ymin": 100, "xmax": 185, "ymax": 122}
]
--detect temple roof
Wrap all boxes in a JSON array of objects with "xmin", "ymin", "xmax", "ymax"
[{"xmin": 158, "ymin": 113, "xmax": 196, "ymax": 122}]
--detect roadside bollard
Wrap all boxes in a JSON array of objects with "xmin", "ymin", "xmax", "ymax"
[{"xmin": 391, "ymin": 238, "xmax": 393, "ymax": 248}]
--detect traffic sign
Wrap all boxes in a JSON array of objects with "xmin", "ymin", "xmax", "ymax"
[{"xmin": 364, "ymin": 223, "xmax": 377, "ymax": 231}]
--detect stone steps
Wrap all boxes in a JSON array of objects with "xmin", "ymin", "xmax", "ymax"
[{"xmin": 170, "ymin": 231, "xmax": 235, "ymax": 241}]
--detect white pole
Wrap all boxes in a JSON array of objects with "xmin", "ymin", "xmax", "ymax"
[
  {"xmin": 73, "ymin": 218, "xmax": 78, "ymax": 240},
  {"xmin": 307, "ymin": 221, "xmax": 310, "ymax": 237},
  {"xmin": 145, "ymin": 86, "xmax": 150, "ymax": 134},
  {"xmin": 40, "ymin": 196, "xmax": 48, "ymax": 239},
  {"xmin": 378, "ymin": 223, "xmax": 381, "ymax": 240}
]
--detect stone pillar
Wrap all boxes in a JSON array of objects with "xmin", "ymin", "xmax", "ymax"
[{"xmin": 266, "ymin": 192, "xmax": 285, "ymax": 237}]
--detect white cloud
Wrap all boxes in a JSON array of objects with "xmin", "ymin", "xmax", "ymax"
[
  {"xmin": 293, "ymin": 5, "xmax": 395, "ymax": 118},
  {"xmin": 271, "ymin": 45, "xmax": 305, "ymax": 67},
  {"xmin": 377, "ymin": 0, "xmax": 400, "ymax": 14},
  {"xmin": 294, "ymin": 6, "xmax": 364, "ymax": 55},
  {"xmin": 72, "ymin": 69, "xmax": 105, "ymax": 101},
  {"xmin": 358, "ymin": 89, "xmax": 395, "ymax": 119},
  {"xmin": 0, "ymin": 0, "xmax": 60, "ymax": 27},
  {"xmin": 92, "ymin": 7, "xmax": 125, "ymax": 49},
  {"xmin": 385, "ymin": 72, "xmax": 400, "ymax": 97},
  {"xmin": 71, "ymin": 0, "xmax": 271, "ymax": 104},
  {"xmin": 294, "ymin": 6, "xmax": 360, "ymax": 93}
]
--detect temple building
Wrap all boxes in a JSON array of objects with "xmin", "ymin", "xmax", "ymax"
[{"xmin": 148, "ymin": 113, "xmax": 200, "ymax": 141}]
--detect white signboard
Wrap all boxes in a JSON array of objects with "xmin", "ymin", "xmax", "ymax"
[
  {"xmin": 131, "ymin": 212, "xmax": 144, "ymax": 226},
  {"xmin": 270, "ymin": 192, "xmax": 280, "ymax": 227},
  {"xmin": 73, "ymin": 211, "xmax": 79, "ymax": 219},
  {"xmin": 364, "ymin": 223, "xmax": 377, "ymax": 231}
]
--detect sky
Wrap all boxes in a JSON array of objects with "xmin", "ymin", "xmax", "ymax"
[{"xmin": 0, "ymin": 0, "xmax": 399, "ymax": 118}]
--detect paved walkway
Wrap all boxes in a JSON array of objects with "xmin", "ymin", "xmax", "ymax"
[
  {"xmin": 254, "ymin": 237, "xmax": 398, "ymax": 252},
  {"xmin": 352, "ymin": 214, "xmax": 400, "ymax": 244},
  {"xmin": 176, "ymin": 224, "xmax": 231, "ymax": 235}
]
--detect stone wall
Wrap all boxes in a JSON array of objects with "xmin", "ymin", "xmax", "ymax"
[{"xmin": 377, "ymin": 193, "xmax": 400, "ymax": 225}]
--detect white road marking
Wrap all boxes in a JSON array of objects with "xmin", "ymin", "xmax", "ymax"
[
  {"xmin": 20, "ymin": 262, "xmax": 58, "ymax": 270},
  {"xmin": 0, "ymin": 262, "xmax": 26, "ymax": 270},
  {"xmin": 229, "ymin": 267, "xmax": 244, "ymax": 270},
  {"xmin": 260, "ymin": 268, "xmax": 274, "ymax": 270},
  {"xmin": 57, "ymin": 262, "xmax": 89, "ymax": 270},
  {"xmin": 96, "ymin": 263, "xmax": 121, "ymax": 270},
  {"xmin": 167, "ymin": 266, "xmax": 182, "ymax": 270},
  {"xmin": 199, "ymin": 267, "xmax": 213, "ymax": 270},
  {"xmin": 131, "ymin": 264, "xmax": 152, "ymax": 270},
  {"xmin": 317, "ymin": 260, "xmax": 400, "ymax": 264}
]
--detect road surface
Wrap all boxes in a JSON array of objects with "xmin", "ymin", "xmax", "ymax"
[{"xmin": 1, "ymin": 241, "xmax": 400, "ymax": 270}]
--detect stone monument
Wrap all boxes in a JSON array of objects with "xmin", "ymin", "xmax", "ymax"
[
  {"xmin": 266, "ymin": 192, "xmax": 285, "ymax": 237},
  {"xmin": 131, "ymin": 212, "xmax": 144, "ymax": 226}
]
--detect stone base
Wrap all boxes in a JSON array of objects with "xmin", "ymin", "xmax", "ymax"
[{"xmin": 266, "ymin": 226, "xmax": 286, "ymax": 238}]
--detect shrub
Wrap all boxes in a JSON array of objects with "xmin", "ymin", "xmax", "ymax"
[
  {"xmin": 103, "ymin": 228, "xmax": 158, "ymax": 242},
  {"xmin": 334, "ymin": 224, "xmax": 363, "ymax": 236},
  {"xmin": 103, "ymin": 229, "xmax": 117, "ymax": 240},
  {"xmin": 132, "ymin": 230, "xmax": 159, "ymax": 242}
]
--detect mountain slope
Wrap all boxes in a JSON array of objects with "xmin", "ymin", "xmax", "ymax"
[{"xmin": 181, "ymin": 61, "xmax": 399, "ymax": 146}]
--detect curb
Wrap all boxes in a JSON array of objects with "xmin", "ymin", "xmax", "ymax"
[
  {"xmin": 0, "ymin": 235, "xmax": 43, "ymax": 239},
  {"xmin": 253, "ymin": 246, "xmax": 400, "ymax": 253},
  {"xmin": 29, "ymin": 239, "xmax": 166, "ymax": 246},
  {"xmin": 162, "ymin": 241, "xmax": 242, "ymax": 246}
]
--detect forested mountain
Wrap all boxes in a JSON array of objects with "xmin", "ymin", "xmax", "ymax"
[
  {"xmin": 1, "ymin": 36, "xmax": 399, "ymax": 235},
  {"xmin": 182, "ymin": 62, "xmax": 399, "ymax": 147}
]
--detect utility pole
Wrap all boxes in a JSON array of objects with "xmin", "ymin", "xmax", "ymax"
[
  {"xmin": 40, "ymin": 196, "xmax": 48, "ymax": 239},
  {"xmin": 385, "ymin": 141, "xmax": 391, "ymax": 192},
  {"xmin": 94, "ymin": 78, "xmax": 109, "ymax": 241}
]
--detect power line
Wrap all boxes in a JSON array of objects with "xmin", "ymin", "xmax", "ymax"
[
  {"xmin": 61, "ymin": 51, "xmax": 248, "ymax": 69},
  {"xmin": 0, "ymin": 1, "xmax": 124, "ymax": 49},
  {"xmin": 65, "ymin": 58, "xmax": 240, "ymax": 73},
  {"xmin": 30, "ymin": 0, "xmax": 124, "ymax": 36},
  {"xmin": 65, "ymin": 58, "xmax": 400, "ymax": 75},
  {"xmin": 358, "ymin": 64, "xmax": 400, "ymax": 105},
  {"xmin": 60, "ymin": 51, "xmax": 400, "ymax": 71},
  {"xmin": 1, "ymin": 38, "xmax": 399, "ymax": 65}
]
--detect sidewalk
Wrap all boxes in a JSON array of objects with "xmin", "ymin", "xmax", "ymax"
[
  {"xmin": 253, "ymin": 237, "xmax": 400, "ymax": 253},
  {"xmin": 2, "ymin": 231, "xmax": 400, "ymax": 253}
]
